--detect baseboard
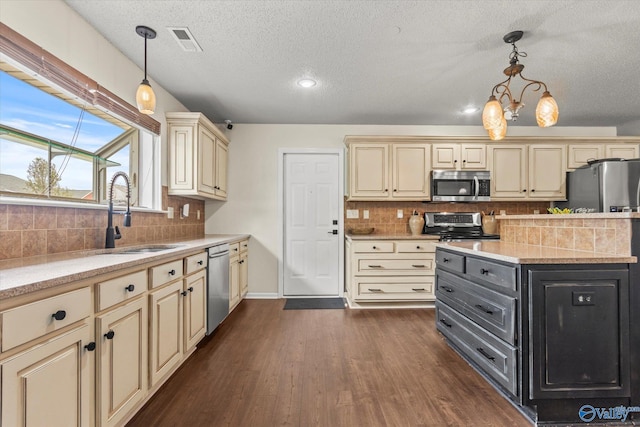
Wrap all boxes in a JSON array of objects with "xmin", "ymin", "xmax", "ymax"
[{"xmin": 245, "ymin": 292, "xmax": 279, "ymax": 299}]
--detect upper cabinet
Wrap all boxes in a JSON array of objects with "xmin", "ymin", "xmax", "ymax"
[
  {"xmin": 166, "ymin": 112, "xmax": 229, "ymax": 201},
  {"xmin": 347, "ymin": 141, "xmax": 430, "ymax": 200},
  {"xmin": 568, "ymin": 142, "xmax": 639, "ymax": 169},
  {"xmin": 432, "ymin": 143, "xmax": 486, "ymax": 170}
]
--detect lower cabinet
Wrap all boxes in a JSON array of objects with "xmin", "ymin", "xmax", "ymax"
[
  {"xmin": 229, "ymin": 239, "xmax": 249, "ymax": 311},
  {"xmin": 1, "ymin": 322, "xmax": 93, "ymax": 427},
  {"xmin": 96, "ymin": 298, "xmax": 147, "ymax": 427},
  {"xmin": 240, "ymin": 241, "xmax": 249, "ymax": 298},
  {"xmin": 149, "ymin": 280, "xmax": 184, "ymax": 387},
  {"xmin": 183, "ymin": 269, "xmax": 207, "ymax": 353}
]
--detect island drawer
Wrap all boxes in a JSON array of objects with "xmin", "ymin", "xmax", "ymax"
[
  {"xmin": 351, "ymin": 241, "xmax": 394, "ymax": 253},
  {"xmin": 466, "ymin": 257, "xmax": 517, "ymax": 291},
  {"xmin": 354, "ymin": 277, "xmax": 434, "ymax": 301},
  {"xmin": 229, "ymin": 242, "xmax": 241, "ymax": 257},
  {"xmin": 96, "ymin": 270, "xmax": 147, "ymax": 311},
  {"xmin": 149, "ymin": 259, "xmax": 184, "ymax": 289},
  {"xmin": 435, "ymin": 250, "xmax": 465, "ymax": 274},
  {"xmin": 436, "ymin": 301, "xmax": 518, "ymax": 397},
  {"xmin": 185, "ymin": 252, "xmax": 207, "ymax": 274},
  {"xmin": 357, "ymin": 257, "xmax": 435, "ymax": 274},
  {"xmin": 1, "ymin": 287, "xmax": 92, "ymax": 352},
  {"xmin": 396, "ymin": 241, "xmax": 435, "ymax": 253},
  {"xmin": 436, "ymin": 270, "xmax": 516, "ymax": 345}
]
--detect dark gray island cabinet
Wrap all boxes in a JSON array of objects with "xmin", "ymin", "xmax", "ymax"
[{"xmin": 435, "ymin": 245, "xmax": 638, "ymax": 425}]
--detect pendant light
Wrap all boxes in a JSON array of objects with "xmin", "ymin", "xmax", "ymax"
[
  {"xmin": 482, "ymin": 31, "xmax": 559, "ymax": 140},
  {"xmin": 135, "ymin": 25, "xmax": 157, "ymax": 115}
]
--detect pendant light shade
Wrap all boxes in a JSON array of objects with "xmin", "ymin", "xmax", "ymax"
[
  {"xmin": 487, "ymin": 116, "xmax": 507, "ymax": 141},
  {"xmin": 482, "ymin": 95, "xmax": 504, "ymax": 130},
  {"xmin": 135, "ymin": 25, "xmax": 157, "ymax": 115},
  {"xmin": 535, "ymin": 91, "xmax": 559, "ymax": 127}
]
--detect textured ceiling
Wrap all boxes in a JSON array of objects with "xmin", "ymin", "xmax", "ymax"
[{"xmin": 64, "ymin": 0, "xmax": 640, "ymax": 130}]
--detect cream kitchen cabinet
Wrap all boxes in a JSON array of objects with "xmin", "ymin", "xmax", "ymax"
[
  {"xmin": 183, "ymin": 268, "xmax": 207, "ymax": 353},
  {"xmin": 166, "ymin": 112, "xmax": 229, "ymax": 201},
  {"xmin": 229, "ymin": 242, "xmax": 241, "ymax": 310},
  {"xmin": 346, "ymin": 239, "xmax": 436, "ymax": 305},
  {"xmin": 488, "ymin": 144, "xmax": 567, "ymax": 200},
  {"xmin": 605, "ymin": 144, "xmax": 639, "ymax": 160},
  {"xmin": 567, "ymin": 143, "xmax": 639, "ymax": 169},
  {"xmin": 431, "ymin": 143, "xmax": 486, "ymax": 170},
  {"xmin": 347, "ymin": 142, "xmax": 430, "ymax": 200},
  {"xmin": 239, "ymin": 239, "xmax": 249, "ymax": 298}
]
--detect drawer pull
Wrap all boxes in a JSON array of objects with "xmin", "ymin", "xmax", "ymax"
[
  {"xmin": 372, "ymin": 246, "xmax": 377, "ymax": 249},
  {"xmin": 52, "ymin": 310, "xmax": 66, "ymax": 321},
  {"xmin": 197, "ymin": 260, "xmax": 204, "ymax": 265},
  {"xmin": 440, "ymin": 286, "xmax": 454, "ymax": 293},
  {"xmin": 416, "ymin": 246, "xmax": 421, "ymax": 249},
  {"xmin": 368, "ymin": 264, "xmax": 382, "ymax": 268},
  {"xmin": 125, "ymin": 284, "xmax": 135, "ymax": 292},
  {"xmin": 181, "ymin": 291, "xmax": 188, "ymax": 296},
  {"xmin": 104, "ymin": 330, "xmax": 115, "ymax": 340},
  {"xmin": 84, "ymin": 342, "xmax": 96, "ymax": 351},
  {"xmin": 477, "ymin": 347, "xmax": 496, "ymax": 362},
  {"xmin": 475, "ymin": 304, "xmax": 494, "ymax": 315},
  {"xmin": 412, "ymin": 288, "xmax": 426, "ymax": 292},
  {"xmin": 480, "ymin": 268, "xmax": 490, "ymax": 275},
  {"xmin": 443, "ymin": 258, "xmax": 450, "ymax": 263},
  {"xmin": 411, "ymin": 264, "xmax": 426, "ymax": 268},
  {"xmin": 368, "ymin": 288, "xmax": 383, "ymax": 292},
  {"xmin": 439, "ymin": 318, "xmax": 452, "ymax": 328},
  {"xmin": 188, "ymin": 287, "xmax": 194, "ymax": 292},
  {"xmin": 168, "ymin": 269, "xmax": 176, "ymax": 276}
]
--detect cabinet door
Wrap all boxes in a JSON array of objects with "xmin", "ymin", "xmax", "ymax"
[
  {"xmin": 349, "ymin": 143, "xmax": 389, "ymax": 199},
  {"xmin": 214, "ymin": 138, "xmax": 228, "ymax": 199},
  {"xmin": 239, "ymin": 251, "xmax": 249, "ymax": 297},
  {"xmin": 488, "ymin": 145, "xmax": 527, "ymax": 199},
  {"xmin": 606, "ymin": 144, "xmax": 639, "ymax": 159},
  {"xmin": 149, "ymin": 281, "xmax": 184, "ymax": 386},
  {"xmin": 392, "ymin": 143, "xmax": 430, "ymax": 198},
  {"xmin": 168, "ymin": 124, "xmax": 196, "ymax": 192},
  {"xmin": 197, "ymin": 126, "xmax": 217, "ymax": 196},
  {"xmin": 528, "ymin": 145, "xmax": 567, "ymax": 199},
  {"xmin": 184, "ymin": 270, "xmax": 207, "ymax": 352},
  {"xmin": 96, "ymin": 298, "xmax": 147, "ymax": 427},
  {"xmin": 229, "ymin": 256, "xmax": 240, "ymax": 310},
  {"xmin": 431, "ymin": 144, "xmax": 460, "ymax": 169},
  {"xmin": 568, "ymin": 144, "xmax": 604, "ymax": 169},
  {"xmin": 460, "ymin": 144, "xmax": 486, "ymax": 169},
  {"xmin": 2, "ymin": 323, "xmax": 92, "ymax": 427}
]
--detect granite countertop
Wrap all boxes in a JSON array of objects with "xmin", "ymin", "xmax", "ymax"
[
  {"xmin": 497, "ymin": 212, "xmax": 640, "ymax": 220},
  {"xmin": 346, "ymin": 233, "xmax": 441, "ymax": 241},
  {"xmin": 437, "ymin": 241, "xmax": 637, "ymax": 265},
  {"xmin": 0, "ymin": 234, "xmax": 250, "ymax": 299}
]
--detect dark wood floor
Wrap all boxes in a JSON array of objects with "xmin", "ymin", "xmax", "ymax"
[{"xmin": 127, "ymin": 300, "xmax": 531, "ymax": 427}]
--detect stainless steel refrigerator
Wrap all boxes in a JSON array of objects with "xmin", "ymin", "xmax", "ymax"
[{"xmin": 557, "ymin": 158, "xmax": 640, "ymax": 212}]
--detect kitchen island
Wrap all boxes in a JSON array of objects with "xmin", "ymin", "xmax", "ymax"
[{"xmin": 435, "ymin": 235, "xmax": 639, "ymax": 425}]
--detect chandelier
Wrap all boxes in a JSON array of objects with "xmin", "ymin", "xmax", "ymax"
[{"xmin": 482, "ymin": 31, "xmax": 558, "ymax": 140}]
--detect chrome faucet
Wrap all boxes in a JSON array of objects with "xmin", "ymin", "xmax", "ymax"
[{"xmin": 105, "ymin": 171, "xmax": 132, "ymax": 248}]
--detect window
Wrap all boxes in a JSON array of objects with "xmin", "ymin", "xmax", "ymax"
[{"xmin": 0, "ymin": 23, "xmax": 161, "ymax": 209}]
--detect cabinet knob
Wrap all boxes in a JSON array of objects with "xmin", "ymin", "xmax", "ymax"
[
  {"xmin": 181, "ymin": 291, "xmax": 188, "ymax": 296},
  {"xmin": 104, "ymin": 330, "xmax": 115, "ymax": 340},
  {"xmin": 384, "ymin": 189, "xmax": 388, "ymax": 192},
  {"xmin": 372, "ymin": 246, "xmax": 377, "ymax": 249},
  {"xmin": 443, "ymin": 258, "xmax": 450, "ymax": 263},
  {"xmin": 416, "ymin": 245, "xmax": 421, "ymax": 249},
  {"xmin": 188, "ymin": 287, "xmax": 194, "ymax": 292},
  {"xmin": 197, "ymin": 260, "xmax": 204, "ymax": 265},
  {"xmin": 169, "ymin": 269, "xmax": 176, "ymax": 276},
  {"xmin": 84, "ymin": 342, "xmax": 96, "ymax": 351},
  {"xmin": 522, "ymin": 189, "xmax": 527, "ymax": 192},
  {"xmin": 531, "ymin": 189, "xmax": 535, "ymax": 192},
  {"xmin": 439, "ymin": 318, "xmax": 452, "ymax": 328},
  {"xmin": 52, "ymin": 310, "xmax": 66, "ymax": 321},
  {"xmin": 454, "ymin": 159, "xmax": 458, "ymax": 163},
  {"xmin": 393, "ymin": 189, "xmax": 397, "ymax": 192},
  {"xmin": 480, "ymin": 268, "xmax": 490, "ymax": 275},
  {"xmin": 125, "ymin": 284, "xmax": 135, "ymax": 292}
]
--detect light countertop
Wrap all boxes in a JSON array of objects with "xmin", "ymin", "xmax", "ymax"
[
  {"xmin": 497, "ymin": 212, "xmax": 640, "ymax": 220},
  {"xmin": 0, "ymin": 234, "xmax": 250, "ymax": 299},
  {"xmin": 346, "ymin": 233, "xmax": 441, "ymax": 241},
  {"xmin": 437, "ymin": 241, "xmax": 637, "ymax": 265}
]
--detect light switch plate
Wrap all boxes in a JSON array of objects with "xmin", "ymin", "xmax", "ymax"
[
  {"xmin": 167, "ymin": 207, "xmax": 174, "ymax": 219},
  {"xmin": 346, "ymin": 209, "xmax": 359, "ymax": 219},
  {"xmin": 363, "ymin": 210, "xmax": 369, "ymax": 219},
  {"xmin": 397, "ymin": 209, "xmax": 403, "ymax": 219},
  {"xmin": 197, "ymin": 210, "xmax": 201, "ymax": 220}
]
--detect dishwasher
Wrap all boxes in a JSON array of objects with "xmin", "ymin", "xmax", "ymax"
[{"xmin": 206, "ymin": 243, "xmax": 230, "ymax": 334}]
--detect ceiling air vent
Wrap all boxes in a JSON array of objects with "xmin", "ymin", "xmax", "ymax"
[{"xmin": 167, "ymin": 27, "xmax": 202, "ymax": 52}]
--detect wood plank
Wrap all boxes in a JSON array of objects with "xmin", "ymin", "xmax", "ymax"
[{"xmin": 127, "ymin": 300, "xmax": 530, "ymax": 426}]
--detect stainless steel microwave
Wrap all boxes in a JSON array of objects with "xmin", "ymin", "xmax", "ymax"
[{"xmin": 431, "ymin": 170, "xmax": 491, "ymax": 202}]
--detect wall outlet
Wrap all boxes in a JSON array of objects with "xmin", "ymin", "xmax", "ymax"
[
  {"xmin": 197, "ymin": 210, "xmax": 201, "ymax": 220},
  {"xmin": 500, "ymin": 210, "xmax": 506, "ymax": 216},
  {"xmin": 363, "ymin": 210, "xmax": 369, "ymax": 219},
  {"xmin": 167, "ymin": 207, "xmax": 174, "ymax": 219},
  {"xmin": 346, "ymin": 209, "xmax": 359, "ymax": 219},
  {"xmin": 397, "ymin": 209, "xmax": 403, "ymax": 219}
]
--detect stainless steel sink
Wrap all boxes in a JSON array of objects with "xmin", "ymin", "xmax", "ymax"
[{"xmin": 110, "ymin": 244, "xmax": 184, "ymax": 254}]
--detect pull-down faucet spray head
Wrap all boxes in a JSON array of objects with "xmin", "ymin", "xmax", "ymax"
[{"xmin": 105, "ymin": 172, "xmax": 132, "ymax": 248}]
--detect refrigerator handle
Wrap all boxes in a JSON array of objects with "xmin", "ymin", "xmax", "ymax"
[{"xmin": 636, "ymin": 177, "xmax": 640, "ymax": 209}]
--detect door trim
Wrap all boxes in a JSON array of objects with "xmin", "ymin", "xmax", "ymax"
[{"xmin": 278, "ymin": 148, "xmax": 345, "ymax": 298}]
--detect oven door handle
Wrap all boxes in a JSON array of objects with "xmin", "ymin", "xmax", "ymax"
[{"xmin": 473, "ymin": 176, "xmax": 480, "ymax": 199}]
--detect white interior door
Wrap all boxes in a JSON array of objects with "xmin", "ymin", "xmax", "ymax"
[{"xmin": 283, "ymin": 153, "xmax": 341, "ymax": 296}]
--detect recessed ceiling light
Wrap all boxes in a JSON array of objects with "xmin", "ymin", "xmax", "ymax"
[
  {"xmin": 297, "ymin": 79, "xmax": 317, "ymax": 88},
  {"xmin": 462, "ymin": 106, "xmax": 480, "ymax": 114}
]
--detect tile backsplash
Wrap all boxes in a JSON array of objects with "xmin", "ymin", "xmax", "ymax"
[
  {"xmin": 0, "ymin": 187, "xmax": 204, "ymax": 260},
  {"xmin": 344, "ymin": 200, "xmax": 549, "ymax": 234}
]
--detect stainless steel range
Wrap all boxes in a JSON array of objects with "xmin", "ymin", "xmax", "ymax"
[{"xmin": 422, "ymin": 212, "xmax": 500, "ymax": 241}]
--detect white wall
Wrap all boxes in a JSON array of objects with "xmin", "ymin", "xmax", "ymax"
[
  {"xmin": 205, "ymin": 124, "xmax": 618, "ymax": 296},
  {"xmin": 0, "ymin": 0, "xmax": 189, "ymax": 186}
]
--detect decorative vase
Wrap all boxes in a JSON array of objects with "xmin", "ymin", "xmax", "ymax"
[
  {"xmin": 482, "ymin": 215, "xmax": 498, "ymax": 235},
  {"xmin": 409, "ymin": 212, "xmax": 424, "ymax": 235}
]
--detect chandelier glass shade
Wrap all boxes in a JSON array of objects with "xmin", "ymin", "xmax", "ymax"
[
  {"xmin": 135, "ymin": 25, "xmax": 157, "ymax": 115},
  {"xmin": 483, "ymin": 31, "xmax": 558, "ymax": 140}
]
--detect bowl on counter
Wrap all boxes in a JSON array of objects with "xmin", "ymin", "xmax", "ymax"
[{"xmin": 348, "ymin": 227, "xmax": 375, "ymax": 235}]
